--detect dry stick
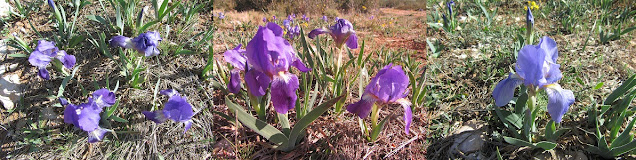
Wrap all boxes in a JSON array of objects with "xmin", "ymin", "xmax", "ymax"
[
  {"xmin": 315, "ymin": 126, "xmax": 337, "ymax": 153},
  {"xmin": 362, "ymin": 144, "xmax": 377, "ymax": 159},
  {"xmin": 383, "ymin": 135, "xmax": 419, "ymax": 159}
]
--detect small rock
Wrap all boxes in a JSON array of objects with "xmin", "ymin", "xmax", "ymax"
[
  {"xmin": 0, "ymin": 73, "xmax": 22, "ymax": 110},
  {"xmin": 450, "ymin": 120, "xmax": 486, "ymax": 156}
]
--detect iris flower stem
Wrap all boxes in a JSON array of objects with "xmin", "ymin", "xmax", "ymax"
[
  {"xmin": 371, "ymin": 103, "xmax": 381, "ymax": 128},
  {"xmin": 336, "ymin": 47, "xmax": 344, "ymax": 71},
  {"xmin": 524, "ymin": 89, "xmax": 537, "ymax": 142}
]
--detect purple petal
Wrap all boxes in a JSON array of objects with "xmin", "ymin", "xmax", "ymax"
[
  {"xmin": 545, "ymin": 84, "xmax": 575, "ymax": 123},
  {"xmin": 35, "ymin": 40, "xmax": 58, "ymax": 56},
  {"xmin": 160, "ymin": 89, "xmax": 179, "ymax": 97},
  {"xmin": 223, "ymin": 44, "xmax": 247, "ymax": 70},
  {"xmin": 132, "ymin": 31, "xmax": 162, "ymax": 57},
  {"xmin": 87, "ymin": 127, "xmax": 108, "ymax": 143},
  {"xmin": 245, "ymin": 23, "xmax": 300, "ymax": 76},
  {"xmin": 59, "ymin": 98, "xmax": 69, "ymax": 106},
  {"xmin": 365, "ymin": 64, "xmax": 409, "ymax": 103},
  {"xmin": 93, "ymin": 88, "xmax": 116, "ymax": 108},
  {"xmin": 183, "ymin": 120, "xmax": 193, "ymax": 133},
  {"xmin": 346, "ymin": 94, "xmax": 376, "ymax": 119},
  {"xmin": 270, "ymin": 73, "xmax": 299, "ymax": 114},
  {"xmin": 544, "ymin": 63, "xmax": 562, "ymax": 85},
  {"xmin": 38, "ymin": 68, "xmax": 51, "ymax": 80},
  {"xmin": 47, "ymin": 0, "xmax": 56, "ymax": 10},
  {"xmin": 329, "ymin": 19, "xmax": 356, "ymax": 47},
  {"xmin": 76, "ymin": 102, "xmax": 102, "ymax": 132},
  {"xmin": 244, "ymin": 69, "xmax": 272, "ymax": 97},
  {"xmin": 539, "ymin": 36, "xmax": 558, "ymax": 63},
  {"xmin": 64, "ymin": 103, "xmax": 79, "ymax": 125},
  {"xmin": 142, "ymin": 111, "xmax": 168, "ymax": 123},
  {"xmin": 492, "ymin": 73, "xmax": 524, "ymax": 107},
  {"xmin": 162, "ymin": 95, "xmax": 194, "ymax": 122},
  {"xmin": 346, "ymin": 33, "xmax": 358, "ymax": 49},
  {"xmin": 308, "ymin": 28, "xmax": 330, "ymax": 39},
  {"xmin": 291, "ymin": 59, "xmax": 310, "ymax": 72},
  {"xmin": 28, "ymin": 51, "xmax": 52, "ymax": 68},
  {"xmin": 228, "ymin": 69, "xmax": 242, "ymax": 94},
  {"xmin": 62, "ymin": 53, "xmax": 76, "ymax": 69},
  {"xmin": 109, "ymin": 36, "xmax": 133, "ymax": 48},
  {"xmin": 396, "ymin": 99, "xmax": 413, "ymax": 134},
  {"xmin": 516, "ymin": 45, "xmax": 547, "ymax": 87}
]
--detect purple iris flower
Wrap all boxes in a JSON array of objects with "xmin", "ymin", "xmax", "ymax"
[
  {"xmin": 93, "ymin": 88, "xmax": 116, "ymax": 108},
  {"xmin": 283, "ymin": 19, "xmax": 291, "ymax": 29},
  {"xmin": 322, "ymin": 16, "xmax": 328, "ymax": 22},
  {"xmin": 308, "ymin": 18, "xmax": 358, "ymax": 49},
  {"xmin": 286, "ymin": 26, "xmax": 300, "ymax": 39},
  {"xmin": 492, "ymin": 36, "xmax": 575, "ymax": 123},
  {"xmin": 273, "ymin": 15, "xmax": 277, "ymax": 20},
  {"xmin": 335, "ymin": 17, "xmax": 340, "ymax": 22},
  {"xmin": 218, "ymin": 12, "xmax": 225, "ymax": 19},
  {"xmin": 62, "ymin": 88, "xmax": 116, "ymax": 143},
  {"xmin": 28, "ymin": 40, "xmax": 76, "ymax": 80},
  {"xmin": 109, "ymin": 31, "xmax": 163, "ymax": 57},
  {"xmin": 243, "ymin": 22, "xmax": 310, "ymax": 114},
  {"xmin": 262, "ymin": 17, "xmax": 267, "ymax": 22},
  {"xmin": 302, "ymin": 14, "xmax": 309, "ymax": 21},
  {"xmin": 142, "ymin": 89, "xmax": 194, "ymax": 133},
  {"xmin": 447, "ymin": 0, "xmax": 455, "ymax": 16},
  {"xmin": 346, "ymin": 64, "xmax": 412, "ymax": 134}
]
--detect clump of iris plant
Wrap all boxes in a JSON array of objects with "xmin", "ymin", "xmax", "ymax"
[
  {"xmin": 308, "ymin": 18, "xmax": 358, "ymax": 68},
  {"xmin": 109, "ymin": 31, "xmax": 163, "ymax": 57},
  {"xmin": 142, "ymin": 89, "xmax": 194, "ymax": 133},
  {"xmin": 308, "ymin": 18, "xmax": 358, "ymax": 49},
  {"xmin": 28, "ymin": 40, "xmax": 76, "ymax": 80},
  {"xmin": 493, "ymin": 36, "xmax": 574, "ymax": 123},
  {"xmin": 302, "ymin": 14, "xmax": 309, "ymax": 22},
  {"xmin": 492, "ymin": 36, "xmax": 574, "ymax": 144},
  {"xmin": 283, "ymin": 19, "xmax": 300, "ymax": 39},
  {"xmin": 62, "ymin": 88, "xmax": 116, "ymax": 143},
  {"xmin": 347, "ymin": 64, "xmax": 412, "ymax": 141},
  {"xmin": 217, "ymin": 12, "xmax": 225, "ymax": 19},
  {"xmin": 224, "ymin": 22, "xmax": 310, "ymax": 114}
]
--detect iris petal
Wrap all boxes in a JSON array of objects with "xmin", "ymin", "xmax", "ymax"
[
  {"xmin": 346, "ymin": 94, "xmax": 376, "ymax": 119},
  {"xmin": 28, "ymin": 51, "xmax": 52, "ymax": 68},
  {"xmin": 291, "ymin": 59, "xmax": 310, "ymax": 72},
  {"xmin": 228, "ymin": 69, "xmax": 242, "ymax": 94},
  {"xmin": 223, "ymin": 44, "xmax": 247, "ymax": 70},
  {"xmin": 396, "ymin": 98, "xmax": 413, "ymax": 134},
  {"xmin": 244, "ymin": 69, "xmax": 272, "ymax": 97},
  {"xmin": 62, "ymin": 54, "xmax": 76, "ymax": 69},
  {"xmin": 545, "ymin": 84, "xmax": 575, "ymax": 123},
  {"xmin": 539, "ymin": 36, "xmax": 558, "ymax": 63},
  {"xmin": 516, "ymin": 45, "xmax": 547, "ymax": 87},
  {"xmin": 365, "ymin": 64, "xmax": 409, "ymax": 103},
  {"xmin": 308, "ymin": 28, "xmax": 330, "ymax": 39},
  {"xmin": 492, "ymin": 73, "xmax": 524, "ymax": 107},
  {"xmin": 163, "ymin": 96, "xmax": 194, "ymax": 122},
  {"xmin": 38, "ymin": 68, "xmax": 51, "ymax": 80},
  {"xmin": 109, "ymin": 36, "xmax": 133, "ymax": 48},
  {"xmin": 346, "ymin": 33, "xmax": 358, "ymax": 49},
  {"xmin": 87, "ymin": 128, "xmax": 109, "ymax": 143},
  {"xmin": 76, "ymin": 102, "xmax": 102, "ymax": 132},
  {"xmin": 93, "ymin": 89, "xmax": 116, "ymax": 108},
  {"xmin": 142, "ymin": 111, "xmax": 168, "ymax": 123},
  {"xmin": 270, "ymin": 73, "xmax": 299, "ymax": 114}
]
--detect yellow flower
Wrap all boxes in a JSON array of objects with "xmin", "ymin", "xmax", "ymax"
[
  {"xmin": 303, "ymin": 23, "xmax": 308, "ymax": 27},
  {"xmin": 527, "ymin": 1, "xmax": 539, "ymax": 10},
  {"xmin": 382, "ymin": 23, "xmax": 386, "ymax": 27},
  {"xmin": 362, "ymin": 6, "xmax": 367, "ymax": 10}
]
